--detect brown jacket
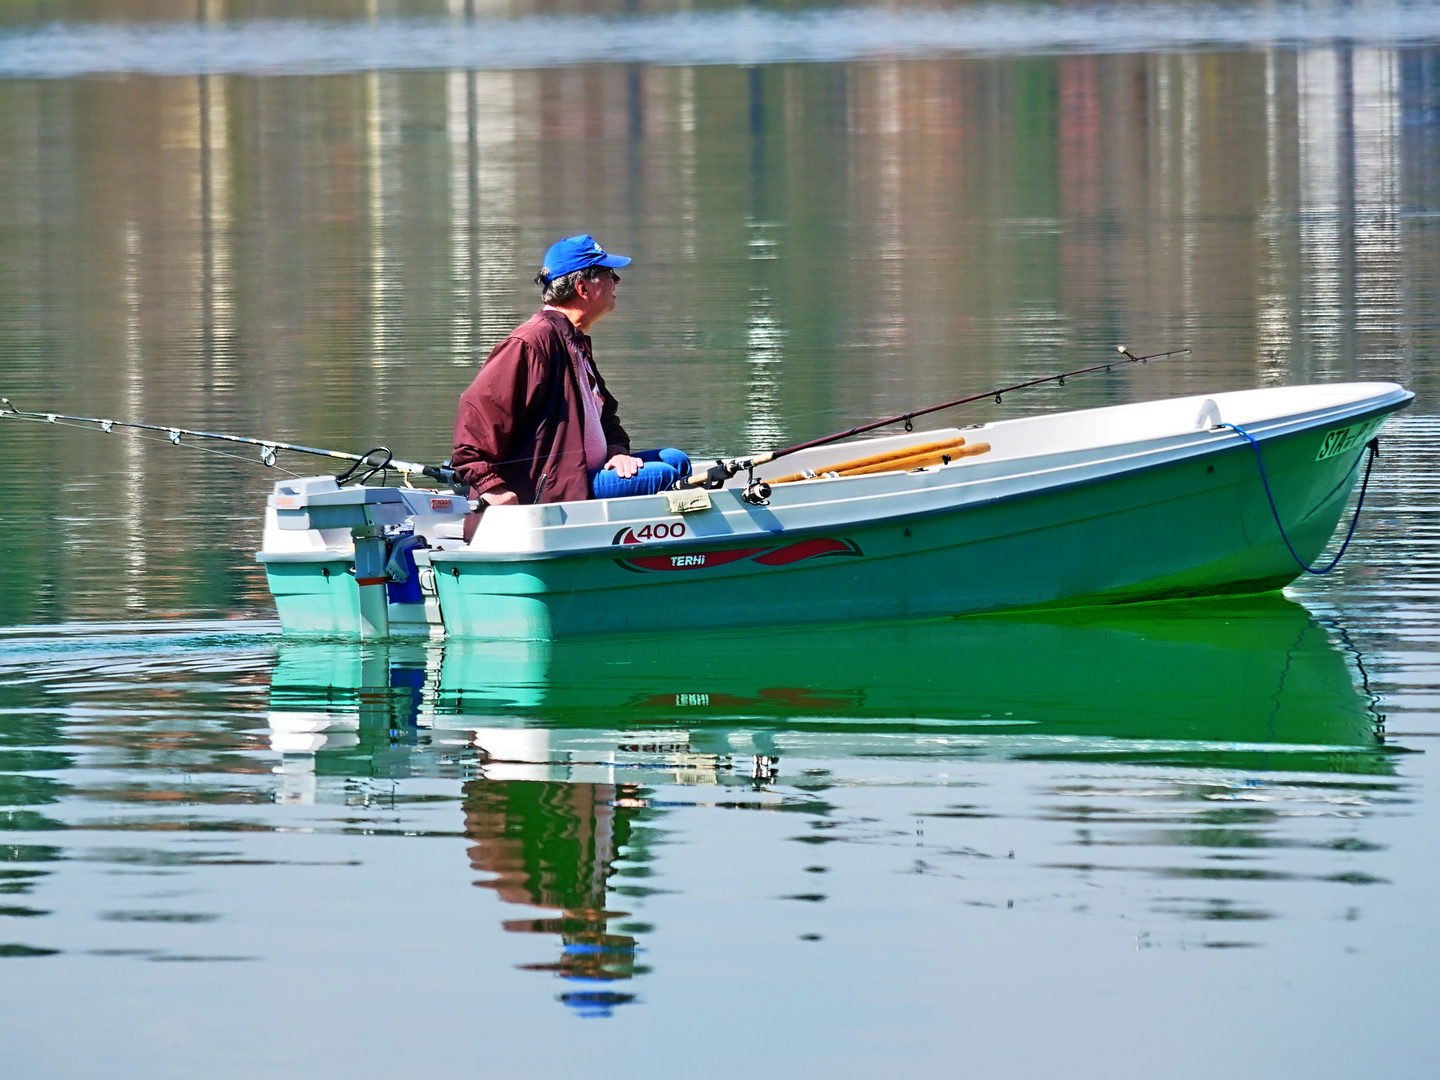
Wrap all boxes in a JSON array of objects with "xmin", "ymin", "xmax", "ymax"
[{"xmin": 452, "ymin": 309, "xmax": 630, "ymax": 504}]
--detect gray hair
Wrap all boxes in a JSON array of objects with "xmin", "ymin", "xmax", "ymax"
[{"xmin": 534, "ymin": 266, "xmax": 608, "ymax": 305}]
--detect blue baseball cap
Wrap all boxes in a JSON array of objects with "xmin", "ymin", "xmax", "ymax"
[{"xmin": 538, "ymin": 234, "xmax": 631, "ymax": 281}]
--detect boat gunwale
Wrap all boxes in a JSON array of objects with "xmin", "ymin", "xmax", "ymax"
[{"xmin": 257, "ymin": 550, "xmax": 358, "ymax": 564}]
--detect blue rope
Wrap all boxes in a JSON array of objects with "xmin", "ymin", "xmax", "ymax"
[{"xmin": 1223, "ymin": 423, "xmax": 1380, "ymax": 576}]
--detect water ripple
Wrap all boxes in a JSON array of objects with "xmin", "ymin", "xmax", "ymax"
[{"xmin": 3, "ymin": 5, "xmax": 1440, "ymax": 78}]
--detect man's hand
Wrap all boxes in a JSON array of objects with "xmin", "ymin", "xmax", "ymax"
[
  {"xmin": 482, "ymin": 489, "xmax": 520, "ymax": 506},
  {"xmin": 604, "ymin": 454, "xmax": 644, "ymax": 479}
]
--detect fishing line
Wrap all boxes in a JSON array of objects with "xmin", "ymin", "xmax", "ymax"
[{"xmin": 158, "ymin": 434, "xmax": 305, "ymax": 476}]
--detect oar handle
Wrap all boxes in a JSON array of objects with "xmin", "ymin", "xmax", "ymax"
[{"xmin": 770, "ymin": 437, "xmax": 966, "ymax": 484}]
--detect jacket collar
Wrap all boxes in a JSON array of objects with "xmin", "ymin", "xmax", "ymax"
[{"xmin": 537, "ymin": 306, "xmax": 589, "ymax": 347}]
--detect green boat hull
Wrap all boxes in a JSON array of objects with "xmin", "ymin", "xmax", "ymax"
[
  {"xmin": 429, "ymin": 413, "xmax": 1386, "ymax": 639},
  {"xmin": 265, "ymin": 556, "xmax": 362, "ymax": 636}
]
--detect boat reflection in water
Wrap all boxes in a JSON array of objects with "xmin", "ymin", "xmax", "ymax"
[
  {"xmin": 266, "ymin": 596, "xmax": 1390, "ymax": 1013},
  {"xmin": 462, "ymin": 777, "xmax": 648, "ymax": 1017}
]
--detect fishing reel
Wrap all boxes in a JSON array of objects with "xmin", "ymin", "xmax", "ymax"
[
  {"xmin": 695, "ymin": 459, "xmax": 734, "ymax": 490},
  {"xmin": 687, "ymin": 458, "xmax": 771, "ymax": 505},
  {"xmin": 424, "ymin": 461, "xmax": 468, "ymax": 494}
]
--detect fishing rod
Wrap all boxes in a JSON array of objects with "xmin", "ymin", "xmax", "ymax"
[
  {"xmin": 0, "ymin": 396, "xmax": 455, "ymax": 486},
  {"xmin": 686, "ymin": 345, "xmax": 1190, "ymax": 491}
]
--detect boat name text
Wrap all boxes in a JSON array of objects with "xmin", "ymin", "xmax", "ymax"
[
  {"xmin": 1316, "ymin": 424, "xmax": 1368, "ymax": 461},
  {"xmin": 619, "ymin": 742, "xmax": 691, "ymax": 753}
]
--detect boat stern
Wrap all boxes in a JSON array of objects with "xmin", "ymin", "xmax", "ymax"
[{"xmin": 258, "ymin": 475, "xmax": 470, "ymax": 637}]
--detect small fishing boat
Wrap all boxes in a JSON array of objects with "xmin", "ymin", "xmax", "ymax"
[{"xmin": 257, "ymin": 381, "xmax": 1411, "ymax": 639}]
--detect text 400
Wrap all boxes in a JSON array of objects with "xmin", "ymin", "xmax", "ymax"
[{"xmin": 633, "ymin": 522, "xmax": 687, "ymax": 541}]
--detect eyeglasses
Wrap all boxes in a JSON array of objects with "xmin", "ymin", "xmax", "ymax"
[{"xmin": 589, "ymin": 268, "xmax": 620, "ymax": 283}]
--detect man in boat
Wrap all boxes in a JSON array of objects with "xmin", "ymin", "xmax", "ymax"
[{"xmin": 452, "ymin": 234, "xmax": 690, "ymax": 507}]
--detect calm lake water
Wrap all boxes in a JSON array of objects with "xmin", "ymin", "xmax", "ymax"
[{"xmin": 2, "ymin": 3, "xmax": 1439, "ymax": 1076}]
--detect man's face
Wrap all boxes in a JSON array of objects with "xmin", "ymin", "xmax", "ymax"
[{"xmin": 578, "ymin": 268, "xmax": 620, "ymax": 324}]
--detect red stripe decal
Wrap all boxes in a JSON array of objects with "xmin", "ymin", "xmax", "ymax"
[
  {"xmin": 620, "ymin": 547, "xmax": 765, "ymax": 573},
  {"xmin": 617, "ymin": 538, "xmax": 861, "ymax": 573},
  {"xmin": 752, "ymin": 537, "xmax": 861, "ymax": 566},
  {"xmin": 355, "ymin": 576, "xmax": 389, "ymax": 586}
]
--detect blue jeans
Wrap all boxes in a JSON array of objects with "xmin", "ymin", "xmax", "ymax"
[{"xmin": 590, "ymin": 448, "xmax": 691, "ymax": 499}]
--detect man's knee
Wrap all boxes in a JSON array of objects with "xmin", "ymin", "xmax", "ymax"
[
  {"xmin": 636, "ymin": 461, "xmax": 679, "ymax": 496},
  {"xmin": 656, "ymin": 448, "xmax": 691, "ymax": 477},
  {"xmin": 590, "ymin": 448, "xmax": 691, "ymax": 499},
  {"xmin": 591, "ymin": 463, "xmax": 669, "ymax": 499}
]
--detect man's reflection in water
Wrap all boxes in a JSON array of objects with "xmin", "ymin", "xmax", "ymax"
[{"xmin": 462, "ymin": 778, "xmax": 649, "ymax": 1017}]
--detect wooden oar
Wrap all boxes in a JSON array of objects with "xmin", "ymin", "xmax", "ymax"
[
  {"xmin": 840, "ymin": 441, "xmax": 990, "ymax": 477},
  {"xmin": 769, "ymin": 437, "xmax": 966, "ymax": 484},
  {"xmin": 773, "ymin": 440, "xmax": 990, "ymax": 483}
]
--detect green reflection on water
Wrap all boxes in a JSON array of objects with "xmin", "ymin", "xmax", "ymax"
[
  {"xmin": 270, "ymin": 595, "xmax": 1389, "ymax": 771},
  {"xmin": 264, "ymin": 597, "xmax": 1392, "ymax": 1011}
]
